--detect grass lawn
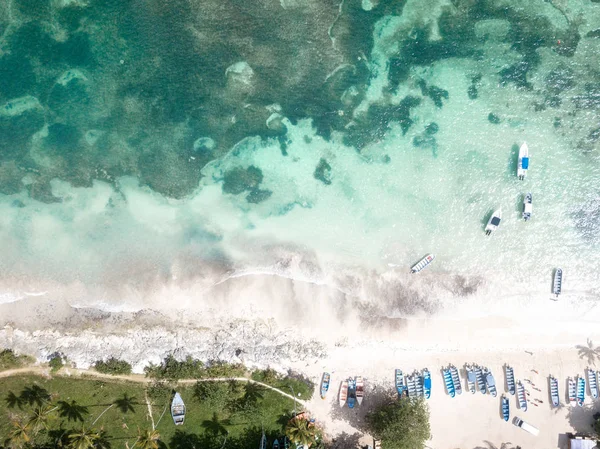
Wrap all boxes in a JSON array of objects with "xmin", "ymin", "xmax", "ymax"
[{"xmin": 0, "ymin": 374, "xmax": 307, "ymax": 448}]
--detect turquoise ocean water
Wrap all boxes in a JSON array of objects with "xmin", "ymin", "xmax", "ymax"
[{"xmin": 1, "ymin": 0, "xmax": 600, "ymax": 324}]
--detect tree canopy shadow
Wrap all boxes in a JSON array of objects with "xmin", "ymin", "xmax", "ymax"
[
  {"xmin": 329, "ymin": 431, "xmax": 362, "ymax": 449},
  {"xmin": 57, "ymin": 399, "xmax": 89, "ymax": 422},
  {"xmin": 113, "ymin": 393, "xmax": 137, "ymax": 414},
  {"xmin": 329, "ymin": 383, "xmax": 395, "ymax": 432},
  {"xmin": 472, "ymin": 443, "xmax": 519, "ymax": 449},
  {"xmin": 566, "ymin": 401, "xmax": 600, "ymax": 434},
  {"xmin": 576, "ymin": 339, "xmax": 600, "ymax": 365},
  {"xmin": 202, "ymin": 412, "xmax": 230, "ymax": 436}
]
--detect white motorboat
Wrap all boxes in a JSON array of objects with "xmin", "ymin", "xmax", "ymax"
[
  {"xmin": 517, "ymin": 142, "xmax": 529, "ymax": 180},
  {"xmin": 523, "ymin": 193, "xmax": 532, "ymax": 221},
  {"xmin": 485, "ymin": 209, "xmax": 502, "ymax": 235},
  {"xmin": 411, "ymin": 254, "xmax": 435, "ymax": 273}
]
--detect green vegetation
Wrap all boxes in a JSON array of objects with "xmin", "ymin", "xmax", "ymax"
[
  {"xmin": 93, "ymin": 357, "xmax": 132, "ymax": 376},
  {"xmin": 48, "ymin": 353, "xmax": 64, "ymax": 373},
  {"xmin": 285, "ymin": 416, "xmax": 320, "ymax": 447},
  {"xmin": 144, "ymin": 356, "xmax": 248, "ymax": 381},
  {"xmin": 366, "ymin": 398, "xmax": 431, "ymax": 449},
  {"xmin": 0, "ymin": 349, "xmax": 34, "ymax": 371},
  {"xmin": 0, "ymin": 374, "xmax": 302, "ymax": 448},
  {"xmin": 251, "ymin": 368, "xmax": 314, "ymax": 401}
]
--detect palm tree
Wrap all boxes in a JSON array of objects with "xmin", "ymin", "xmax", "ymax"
[
  {"xmin": 132, "ymin": 428, "xmax": 161, "ymax": 449},
  {"xmin": 67, "ymin": 426, "xmax": 101, "ymax": 449},
  {"xmin": 4, "ymin": 420, "xmax": 31, "ymax": 449},
  {"xmin": 20, "ymin": 385, "xmax": 51, "ymax": 407},
  {"xmin": 243, "ymin": 383, "xmax": 264, "ymax": 404},
  {"xmin": 27, "ymin": 404, "xmax": 57, "ymax": 434},
  {"xmin": 58, "ymin": 400, "xmax": 89, "ymax": 422},
  {"xmin": 285, "ymin": 417, "xmax": 316, "ymax": 448}
]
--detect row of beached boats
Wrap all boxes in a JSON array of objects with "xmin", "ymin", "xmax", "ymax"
[
  {"xmin": 332, "ymin": 375, "xmax": 365, "ymax": 408},
  {"xmin": 444, "ymin": 364, "xmax": 498, "ymax": 398},
  {"xmin": 395, "ymin": 368, "xmax": 431, "ymax": 399},
  {"xmin": 260, "ymin": 433, "xmax": 291, "ymax": 449}
]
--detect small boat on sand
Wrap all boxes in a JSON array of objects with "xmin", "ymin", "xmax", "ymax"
[
  {"xmin": 505, "ymin": 365, "xmax": 515, "ymax": 395},
  {"xmin": 517, "ymin": 142, "xmax": 529, "ymax": 180},
  {"xmin": 485, "ymin": 209, "xmax": 502, "ymax": 235},
  {"xmin": 395, "ymin": 369, "xmax": 406, "ymax": 398},
  {"xmin": 588, "ymin": 369, "xmax": 598, "ymax": 399},
  {"xmin": 415, "ymin": 372, "xmax": 424, "ymax": 397},
  {"xmin": 475, "ymin": 366, "xmax": 486, "ymax": 394},
  {"xmin": 485, "ymin": 369, "xmax": 497, "ymax": 397},
  {"xmin": 466, "ymin": 365, "xmax": 476, "ymax": 394},
  {"xmin": 568, "ymin": 377, "xmax": 577, "ymax": 406},
  {"xmin": 347, "ymin": 378, "xmax": 357, "ymax": 409},
  {"xmin": 406, "ymin": 373, "xmax": 417, "ymax": 397},
  {"xmin": 443, "ymin": 368, "xmax": 455, "ymax": 398},
  {"xmin": 577, "ymin": 376, "xmax": 586, "ymax": 407},
  {"xmin": 273, "ymin": 439, "xmax": 280, "ymax": 449},
  {"xmin": 259, "ymin": 431, "xmax": 267, "ymax": 449},
  {"xmin": 171, "ymin": 392, "xmax": 186, "ymax": 426},
  {"xmin": 549, "ymin": 375, "xmax": 559, "ymax": 407},
  {"xmin": 423, "ymin": 369, "xmax": 431, "ymax": 399},
  {"xmin": 356, "ymin": 376, "xmax": 364, "ymax": 405},
  {"xmin": 411, "ymin": 254, "xmax": 435, "ymax": 274},
  {"xmin": 320, "ymin": 372, "xmax": 330, "ymax": 399},
  {"xmin": 450, "ymin": 365, "xmax": 462, "ymax": 395},
  {"xmin": 523, "ymin": 193, "xmax": 532, "ymax": 221},
  {"xmin": 517, "ymin": 381, "xmax": 527, "ymax": 411},
  {"xmin": 339, "ymin": 380, "xmax": 348, "ymax": 407},
  {"xmin": 553, "ymin": 268, "xmax": 563, "ymax": 298},
  {"xmin": 502, "ymin": 395, "xmax": 510, "ymax": 422}
]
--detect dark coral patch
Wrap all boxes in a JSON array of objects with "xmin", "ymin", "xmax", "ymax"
[{"xmin": 314, "ymin": 158, "xmax": 332, "ymax": 185}]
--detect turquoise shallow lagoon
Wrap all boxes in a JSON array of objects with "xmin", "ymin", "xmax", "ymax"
[{"xmin": 1, "ymin": 0, "xmax": 600, "ymax": 324}]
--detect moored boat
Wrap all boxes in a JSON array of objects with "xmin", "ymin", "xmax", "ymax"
[
  {"xmin": 171, "ymin": 392, "xmax": 186, "ymax": 426},
  {"xmin": 485, "ymin": 369, "xmax": 497, "ymax": 397},
  {"xmin": 502, "ymin": 395, "xmax": 510, "ymax": 422},
  {"xmin": 505, "ymin": 365, "xmax": 516, "ymax": 395},
  {"xmin": 577, "ymin": 376, "xmax": 586, "ymax": 407},
  {"xmin": 517, "ymin": 142, "xmax": 529, "ymax": 180},
  {"xmin": 423, "ymin": 368, "xmax": 431, "ymax": 399},
  {"xmin": 568, "ymin": 377, "xmax": 577, "ymax": 406},
  {"xmin": 523, "ymin": 193, "xmax": 532, "ymax": 221},
  {"xmin": 485, "ymin": 209, "xmax": 502, "ymax": 235},
  {"xmin": 466, "ymin": 365, "xmax": 476, "ymax": 394},
  {"xmin": 450, "ymin": 365, "xmax": 462, "ymax": 395},
  {"xmin": 320, "ymin": 372, "xmax": 330, "ymax": 399},
  {"xmin": 411, "ymin": 254, "xmax": 435, "ymax": 274},
  {"xmin": 395, "ymin": 369, "xmax": 406, "ymax": 398},
  {"xmin": 549, "ymin": 375, "xmax": 559, "ymax": 407},
  {"xmin": 347, "ymin": 378, "xmax": 357, "ymax": 409},
  {"xmin": 443, "ymin": 368, "xmax": 455, "ymax": 398},
  {"xmin": 588, "ymin": 369, "xmax": 598, "ymax": 399},
  {"xmin": 475, "ymin": 365, "xmax": 486, "ymax": 394},
  {"xmin": 553, "ymin": 268, "xmax": 563, "ymax": 298},
  {"xmin": 339, "ymin": 380, "xmax": 348, "ymax": 408},
  {"xmin": 517, "ymin": 381, "xmax": 527, "ymax": 411},
  {"xmin": 356, "ymin": 376, "xmax": 364, "ymax": 405}
]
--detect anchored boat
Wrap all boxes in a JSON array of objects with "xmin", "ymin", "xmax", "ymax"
[
  {"xmin": 523, "ymin": 193, "xmax": 532, "ymax": 221},
  {"xmin": 423, "ymin": 369, "xmax": 431, "ymax": 399},
  {"xmin": 475, "ymin": 366, "xmax": 487, "ymax": 394},
  {"xmin": 443, "ymin": 368, "xmax": 455, "ymax": 398},
  {"xmin": 577, "ymin": 376, "xmax": 586, "ymax": 407},
  {"xmin": 517, "ymin": 381, "xmax": 527, "ymax": 411},
  {"xmin": 485, "ymin": 369, "xmax": 497, "ymax": 397},
  {"xmin": 339, "ymin": 380, "xmax": 348, "ymax": 407},
  {"xmin": 171, "ymin": 392, "xmax": 186, "ymax": 426},
  {"xmin": 466, "ymin": 365, "xmax": 476, "ymax": 394},
  {"xmin": 549, "ymin": 375, "xmax": 560, "ymax": 407},
  {"xmin": 553, "ymin": 268, "xmax": 563, "ymax": 298},
  {"xmin": 450, "ymin": 365, "xmax": 462, "ymax": 395},
  {"xmin": 411, "ymin": 254, "xmax": 435, "ymax": 274},
  {"xmin": 320, "ymin": 372, "xmax": 330, "ymax": 399},
  {"xmin": 505, "ymin": 365, "xmax": 516, "ymax": 396},
  {"xmin": 517, "ymin": 142, "xmax": 529, "ymax": 180},
  {"xmin": 485, "ymin": 209, "xmax": 502, "ymax": 235},
  {"xmin": 356, "ymin": 376, "xmax": 364, "ymax": 405},
  {"xmin": 568, "ymin": 377, "xmax": 577, "ymax": 406},
  {"xmin": 395, "ymin": 369, "xmax": 406, "ymax": 398},
  {"xmin": 502, "ymin": 395, "xmax": 510, "ymax": 422}
]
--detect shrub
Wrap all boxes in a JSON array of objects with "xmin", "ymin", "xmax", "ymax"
[
  {"xmin": 94, "ymin": 357, "xmax": 132, "ymax": 375},
  {"xmin": 144, "ymin": 355, "xmax": 204, "ymax": 380},
  {"xmin": 48, "ymin": 353, "xmax": 64, "ymax": 372},
  {"xmin": 193, "ymin": 381, "xmax": 234, "ymax": 414},
  {"xmin": 366, "ymin": 398, "xmax": 431, "ymax": 449},
  {"xmin": 251, "ymin": 369, "xmax": 314, "ymax": 400},
  {"xmin": 202, "ymin": 361, "xmax": 247, "ymax": 378},
  {"xmin": 0, "ymin": 349, "xmax": 34, "ymax": 371}
]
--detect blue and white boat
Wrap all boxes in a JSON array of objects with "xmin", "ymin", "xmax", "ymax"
[
  {"xmin": 577, "ymin": 376, "xmax": 586, "ymax": 407},
  {"xmin": 517, "ymin": 381, "xmax": 527, "ymax": 411},
  {"xmin": 475, "ymin": 366, "xmax": 486, "ymax": 394},
  {"xmin": 406, "ymin": 373, "xmax": 417, "ymax": 397},
  {"xmin": 415, "ymin": 372, "xmax": 424, "ymax": 397},
  {"xmin": 501, "ymin": 395, "xmax": 510, "ymax": 421},
  {"xmin": 450, "ymin": 365, "xmax": 462, "ymax": 395},
  {"xmin": 273, "ymin": 439, "xmax": 280, "ymax": 449},
  {"xmin": 518, "ymin": 142, "xmax": 529, "ymax": 180},
  {"xmin": 505, "ymin": 365, "xmax": 515, "ymax": 395},
  {"xmin": 485, "ymin": 369, "xmax": 497, "ymax": 397},
  {"xmin": 553, "ymin": 268, "xmax": 563, "ymax": 298},
  {"xmin": 485, "ymin": 209, "xmax": 502, "ymax": 236},
  {"xmin": 347, "ymin": 378, "xmax": 356, "ymax": 409},
  {"xmin": 443, "ymin": 368, "xmax": 455, "ymax": 398},
  {"xmin": 466, "ymin": 365, "xmax": 476, "ymax": 394},
  {"xmin": 549, "ymin": 375, "xmax": 559, "ymax": 407},
  {"xmin": 423, "ymin": 369, "xmax": 431, "ymax": 399},
  {"xmin": 259, "ymin": 431, "xmax": 267, "ymax": 449},
  {"xmin": 588, "ymin": 369, "xmax": 598, "ymax": 399},
  {"xmin": 320, "ymin": 372, "xmax": 330, "ymax": 399},
  {"xmin": 411, "ymin": 254, "xmax": 435, "ymax": 274},
  {"xmin": 523, "ymin": 193, "xmax": 532, "ymax": 221},
  {"xmin": 395, "ymin": 369, "xmax": 406, "ymax": 398},
  {"xmin": 568, "ymin": 377, "xmax": 577, "ymax": 406}
]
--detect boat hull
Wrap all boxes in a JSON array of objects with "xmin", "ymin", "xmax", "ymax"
[
  {"xmin": 423, "ymin": 369, "xmax": 431, "ymax": 399},
  {"xmin": 320, "ymin": 372, "xmax": 330, "ymax": 399},
  {"xmin": 505, "ymin": 366, "xmax": 516, "ymax": 395}
]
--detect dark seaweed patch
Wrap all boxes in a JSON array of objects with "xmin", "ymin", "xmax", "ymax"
[
  {"xmin": 425, "ymin": 122, "xmax": 439, "ymax": 135},
  {"xmin": 314, "ymin": 158, "xmax": 332, "ymax": 185},
  {"xmin": 573, "ymin": 84, "xmax": 600, "ymax": 109},
  {"xmin": 0, "ymin": 110, "xmax": 45, "ymax": 160},
  {"xmin": 488, "ymin": 113, "xmax": 501, "ymax": 124},
  {"xmin": 545, "ymin": 67, "xmax": 576, "ymax": 94},
  {"xmin": 246, "ymin": 188, "xmax": 272, "ymax": 204},
  {"xmin": 586, "ymin": 29, "xmax": 600, "ymax": 38},
  {"xmin": 468, "ymin": 85, "xmax": 478, "ymax": 99},
  {"xmin": 388, "ymin": 57, "xmax": 410, "ymax": 91},
  {"xmin": 0, "ymin": 53, "xmax": 37, "ymax": 101},
  {"xmin": 499, "ymin": 62, "xmax": 532, "ymax": 90},
  {"xmin": 222, "ymin": 166, "xmax": 264, "ymax": 195},
  {"xmin": 417, "ymin": 80, "xmax": 449, "ymax": 108}
]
